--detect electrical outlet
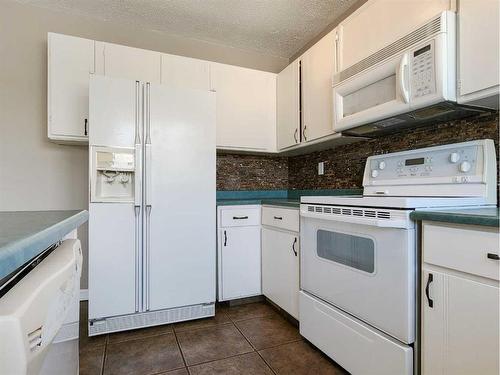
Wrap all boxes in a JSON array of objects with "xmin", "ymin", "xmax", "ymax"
[{"xmin": 318, "ymin": 162, "xmax": 325, "ymax": 175}]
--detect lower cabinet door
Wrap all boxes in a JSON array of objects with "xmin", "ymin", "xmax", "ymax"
[
  {"xmin": 220, "ymin": 226, "xmax": 261, "ymax": 300},
  {"xmin": 422, "ymin": 268, "xmax": 500, "ymax": 375},
  {"xmin": 262, "ymin": 227, "xmax": 299, "ymax": 319}
]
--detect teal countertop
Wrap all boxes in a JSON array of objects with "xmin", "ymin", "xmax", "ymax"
[
  {"xmin": 216, "ymin": 189, "xmax": 362, "ymax": 209},
  {"xmin": 411, "ymin": 208, "xmax": 500, "ymax": 227},
  {"xmin": 0, "ymin": 210, "xmax": 89, "ymax": 281}
]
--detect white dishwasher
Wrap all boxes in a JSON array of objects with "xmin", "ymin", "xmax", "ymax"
[{"xmin": 0, "ymin": 239, "xmax": 82, "ymax": 375}]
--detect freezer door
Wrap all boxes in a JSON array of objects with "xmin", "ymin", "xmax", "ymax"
[
  {"xmin": 89, "ymin": 75, "xmax": 139, "ymax": 147},
  {"xmin": 89, "ymin": 203, "xmax": 140, "ymax": 320},
  {"xmin": 144, "ymin": 84, "xmax": 216, "ymax": 311}
]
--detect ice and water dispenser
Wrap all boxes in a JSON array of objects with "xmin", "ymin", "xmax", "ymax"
[{"xmin": 90, "ymin": 147, "xmax": 136, "ymax": 202}]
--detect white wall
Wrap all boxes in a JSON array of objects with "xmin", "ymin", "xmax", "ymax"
[{"xmin": 0, "ymin": 1, "xmax": 288, "ymax": 289}]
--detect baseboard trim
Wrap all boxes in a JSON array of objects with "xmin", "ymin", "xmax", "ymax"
[{"xmin": 80, "ymin": 289, "xmax": 89, "ymax": 301}]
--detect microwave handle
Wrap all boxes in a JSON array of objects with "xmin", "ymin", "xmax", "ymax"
[{"xmin": 397, "ymin": 54, "xmax": 410, "ymax": 104}]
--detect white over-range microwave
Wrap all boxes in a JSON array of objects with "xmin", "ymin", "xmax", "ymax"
[{"xmin": 333, "ymin": 11, "xmax": 485, "ymax": 137}]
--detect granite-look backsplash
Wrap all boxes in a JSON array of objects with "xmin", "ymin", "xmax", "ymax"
[
  {"xmin": 288, "ymin": 113, "xmax": 499, "ymax": 190},
  {"xmin": 217, "ymin": 113, "xmax": 499, "ymax": 191},
  {"xmin": 217, "ymin": 153, "xmax": 288, "ymax": 190}
]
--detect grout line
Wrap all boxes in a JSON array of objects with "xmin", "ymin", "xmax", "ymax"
[
  {"xmin": 100, "ymin": 337, "xmax": 108, "ymax": 375},
  {"xmin": 255, "ymin": 349, "xmax": 277, "ymax": 375},
  {"xmin": 173, "ymin": 326, "xmax": 188, "ymax": 369},
  {"xmin": 231, "ymin": 318, "xmax": 258, "ymax": 351},
  {"xmin": 186, "ymin": 350, "xmax": 258, "ymax": 370}
]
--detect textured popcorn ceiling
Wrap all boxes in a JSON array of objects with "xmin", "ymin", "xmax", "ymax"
[{"xmin": 13, "ymin": 0, "xmax": 358, "ymax": 58}]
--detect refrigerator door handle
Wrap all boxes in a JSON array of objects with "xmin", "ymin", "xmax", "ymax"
[
  {"xmin": 145, "ymin": 83, "xmax": 151, "ymax": 144},
  {"xmin": 134, "ymin": 144, "xmax": 142, "ymax": 208},
  {"xmin": 145, "ymin": 144, "xmax": 152, "ymax": 207},
  {"xmin": 144, "ymin": 205, "xmax": 152, "ymax": 311},
  {"xmin": 134, "ymin": 206, "xmax": 141, "ymax": 312},
  {"xmin": 135, "ymin": 81, "xmax": 141, "ymax": 144}
]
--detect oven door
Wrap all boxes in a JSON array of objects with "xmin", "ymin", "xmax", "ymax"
[
  {"xmin": 300, "ymin": 209, "xmax": 415, "ymax": 344},
  {"xmin": 333, "ymin": 52, "xmax": 411, "ymax": 133}
]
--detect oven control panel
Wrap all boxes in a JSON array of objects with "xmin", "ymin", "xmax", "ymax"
[{"xmin": 363, "ymin": 140, "xmax": 495, "ymax": 195}]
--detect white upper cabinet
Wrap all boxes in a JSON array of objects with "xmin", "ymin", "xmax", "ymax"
[
  {"xmin": 210, "ymin": 63, "xmax": 277, "ymax": 152},
  {"xmin": 457, "ymin": 0, "xmax": 499, "ymax": 108},
  {"xmin": 301, "ymin": 30, "xmax": 336, "ymax": 142},
  {"xmin": 337, "ymin": 0, "xmax": 453, "ymax": 71},
  {"xmin": 276, "ymin": 59, "xmax": 299, "ymax": 150},
  {"xmin": 161, "ymin": 54, "xmax": 210, "ymax": 91},
  {"xmin": 48, "ymin": 33, "xmax": 94, "ymax": 143},
  {"xmin": 95, "ymin": 42, "xmax": 161, "ymax": 83}
]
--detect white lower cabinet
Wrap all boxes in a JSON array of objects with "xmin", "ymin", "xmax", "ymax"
[
  {"xmin": 217, "ymin": 206, "xmax": 261, "ymax": 301},
  {"xmin": 262, "ymin": 227, "xmax": 299, "ymax": 318},
  {"xmin": 422, "ymin": 222, "xmax": 500, "ymax": 375},
  {"xmin": 261, "ymin": 206, "xmax": 300, "ymax": 319}
]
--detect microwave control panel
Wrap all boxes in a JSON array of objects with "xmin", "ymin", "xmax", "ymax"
[
  {"xmin": 410, "ymin": 42, "xmax": 435, "ymax": 99},
  {"xmin": 364, "ymin": 140, "xmax": 494, "ymax": 186}
]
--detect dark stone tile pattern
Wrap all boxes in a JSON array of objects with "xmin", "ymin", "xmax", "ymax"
[
  {"xmin": 217, "ymin": 153, "xmax": 288, "ymax": 190},
  {"xmin": 289, "ymin": 113, "xmax": 499, "ymax": 190},
  {"xmin": 79, "ymin": 301, "xmax": 348, "ymax": 374}
]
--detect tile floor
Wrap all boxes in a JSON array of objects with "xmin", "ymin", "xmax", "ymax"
[{"xmin": 79, "ymin": 301, "xmax": 348, "ymax": 375}]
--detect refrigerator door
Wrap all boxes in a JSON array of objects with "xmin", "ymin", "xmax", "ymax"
[
  {"xmin": 88, "ymin": 76, "xmax": 143, "ymax": 320},
  {"xmin": 89, "ymin": 204, "xmax": 139, "ymax": 319},
  {"xmin": 145, "ymin": 84, "xmax": 216, "ymax": 311}
]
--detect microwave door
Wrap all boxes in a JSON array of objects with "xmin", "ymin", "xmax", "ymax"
[{"xmin": 333, "ymin": 53, "xmax": 411, "ymax": 133}]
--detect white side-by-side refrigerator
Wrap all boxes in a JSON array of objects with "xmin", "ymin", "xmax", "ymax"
[{"xmin": 88, "ymin": 75, "xmax": 216, "ymax": 335}]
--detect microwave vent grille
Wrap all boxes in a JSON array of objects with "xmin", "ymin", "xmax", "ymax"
[{"xmin": 334, "ymin": 14, "xmax": 443, "ymax": 84}]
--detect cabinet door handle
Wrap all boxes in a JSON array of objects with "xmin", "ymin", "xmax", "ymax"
[
  {"xmin": 425, "ymin": 273, "xmax": 434, "ymax": 308},
  {"xmin": 487, "ymin": 253, "xmax": 500, "ymax": 260},
  {"xmin": 302, "ymin": 125, "xmax": 307, "ymax": 141},
  {"xmin": 291, "ymin": 237, "xmax": 298, "ymax": 256},
  {"xmin": 84, "ymin": 118, "xmax": 88, "ymax": 136},
  {"xmin": 233, "ymin": 216, "xmax": 248, "ymax": 220},
  {"xmin": 293, "ymin": 128, "xmax": 298, "ymax": 144},
  {"xmin": 273, "ymin": 216, "xmax": 283, "ymax": 220},
  {"xmin": 223, "ymin": 230, "xmax": 227, "ymax": 247}
]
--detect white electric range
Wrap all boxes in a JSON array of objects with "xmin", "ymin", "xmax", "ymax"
[{"xmin": 298, "ymin": 139, "xmax": 497, "ymax": 375}]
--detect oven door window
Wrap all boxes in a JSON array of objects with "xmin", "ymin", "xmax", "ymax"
[{"xmin": 317, "ymin": 230, "xmax": 375, "ymax": 273}]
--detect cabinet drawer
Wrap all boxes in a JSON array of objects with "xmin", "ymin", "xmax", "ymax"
[
  {"xmin": 220, "ymin": 206, "xmax": 260, "ymax": 227},
  {"xmin": 423, "ymin": 223, "xmax": 500, "ymax": 281},
  {"xmin": 262, "ymin": 206, "xmax": 299, "ymax": 232}
]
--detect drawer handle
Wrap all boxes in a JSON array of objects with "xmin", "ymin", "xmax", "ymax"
[
  {"xmin": 223, "ymin": 230, "xmax": 227, "ymax": 247},
  {"xmin": 233, "ymin": 216, "xmax": 248, "ymax": 220},
  {"xmin": 274, "ymin": 216, "xmax": 283, "ymax": 220},
  {"xmin": 487, "ymin": 253, "xmax": 500, "ymax": 260},
  {"xmin": 291, "ymin": 237, "xmax": 298, "ymax": 256},
  {"xmin": 425, "ymin": 273, "xmax": 434, "ymax": 308}
]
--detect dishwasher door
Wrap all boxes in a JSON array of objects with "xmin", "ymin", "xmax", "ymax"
[{"xmin": 0, "ymin": 239, "xmax": 82, "ymax": 375}]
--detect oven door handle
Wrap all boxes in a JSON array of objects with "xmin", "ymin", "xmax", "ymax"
[{"xmin": 299, "ymin": 211, "xmax": 411, "ymax": 229}]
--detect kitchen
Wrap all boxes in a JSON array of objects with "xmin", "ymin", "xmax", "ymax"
[{"xmin": 0, "ymin": 0, "xmax": 498, "ymax": 374}]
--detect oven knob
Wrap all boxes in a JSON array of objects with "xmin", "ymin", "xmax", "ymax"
[
  {"xmin": 449, "ymin": 152, "xmax": 460, "ymax": 163},
  {"xmin": 371, "ymin": 169, "xmax": 379, "ymax": 178},
  {"xmin": 459, "ymin": 161, "xmax": 471, "ymax": 173},
  {"xmin": 378, "ymin": 161, "xmax": 386, "ymax": 170}
]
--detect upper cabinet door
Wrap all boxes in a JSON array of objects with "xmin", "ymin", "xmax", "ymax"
[
  {"xmin": 210, "ymin": 63, "xmax": 277, "ymax": 152},
  {"xmin": 302, "ymin": 30, "xmax": 336, "ymax": 142},
  {"xmin": 338, "ymin": 0, "xmax": 452, "ymax": 71},
  {"xmin": 457, "ymin": 0, "xmax": 499, "ymax": 107},
  {"xmin": 95, "ymin": 42, "xmax": 161, "ymax": 83},
  {"xmin": 48, "ymin": 33, "xmax": 94, "ymax": 143},
  {"xmin": 277, "ymin": 60, "xmax": 299, "ymax": 150},
  {"xmin": 161, "ymin": 54, "xmax": 210, "ymax": 91}
]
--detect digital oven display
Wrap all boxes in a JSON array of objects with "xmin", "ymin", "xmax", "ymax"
[{"xmin": 405, "ymin": 157, "xmax": 425, "ymax": 166}]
